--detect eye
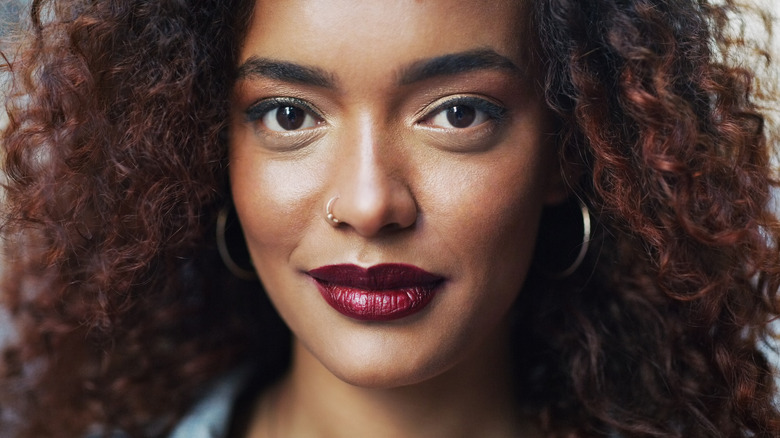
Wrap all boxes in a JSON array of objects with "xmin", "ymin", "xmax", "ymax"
[
  {"xmin": 246, "ymin": 98, "xmax": 322, "ymax": 132},
  {"xmin": 264, "ymin": 105, "xmax": 317, "ymax": 131},
  {"xmin": 431, "ymin": 105, "xmax": 486, "ymax": 129},
  {"xmin": 424, "ymin": 97, "xmax": 506, "ymax": 129}
]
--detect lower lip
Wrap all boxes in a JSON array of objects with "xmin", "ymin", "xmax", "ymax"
[{"xmin": 312, "ymin": 281, "xmax": 439, "ymax": 321}]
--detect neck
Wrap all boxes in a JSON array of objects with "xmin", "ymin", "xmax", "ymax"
[{"xmin": 246, "ymin": 320, "xmax": 541, "ymax": 438}]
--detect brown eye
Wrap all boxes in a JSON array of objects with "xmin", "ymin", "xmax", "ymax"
[
  {"xmin": 276, "ymin": 106, "xmax": 307, "ymax": 131},
  {"xmin": 446, "ymin": 105, "xmax": 476, "ymax": 128},
  {"xmin": 247, "ymin": 98, "xmax": 321, "ymax": 132},
  {"xmin": 425, "ymin": 97, "xmax": 505, "ymax": 130}
]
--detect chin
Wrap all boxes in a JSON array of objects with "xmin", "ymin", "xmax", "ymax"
[
  {"xmin": 330, "ymin": 363, "xmax": 444, "ymax": 390},
  {"xmin": 319, "ymin": 344, "xmax": 459, "ymax": 390}
]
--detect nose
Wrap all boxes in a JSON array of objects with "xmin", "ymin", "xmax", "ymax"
[{"xmin": 326, "ymin": 119, "xmax": 417, "ymax": 237}]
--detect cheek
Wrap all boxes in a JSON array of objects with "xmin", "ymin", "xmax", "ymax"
[
  {"xmin": 466, "ymin": 187, "xmax": 542, "ymax": 307},
  {"xmin": 417, "ymin": 150, "xmax": 551, "ymax": 325},
  {"xmin": 424, "ymin": 156, "xmax": 547, "ymax": 270},
  {"xmin": 228, "ymin": 141, "xmax": 324, "ymax": 261}
]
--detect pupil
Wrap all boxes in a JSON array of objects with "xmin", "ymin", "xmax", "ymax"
[
  {"xmin": 276, "ymin": 106, "xmax": 306, "ymax": 130},
  {"xmin": 446, "ymin": 105, "xmax": 476, "ymax": 128}
]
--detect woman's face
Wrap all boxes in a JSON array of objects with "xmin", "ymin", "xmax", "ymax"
[{"xmin": 229, "ymin": 0, "xmax": 565, "ymax": 387}]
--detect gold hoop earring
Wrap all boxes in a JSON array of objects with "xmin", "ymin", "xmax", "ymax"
[
  {"xmin": 217, "ymin": 202, "xmax": 257, "ymax": 281},
  {"xmin": 557, "ymin": 198, "xmax": 591, "ymax": 278},
  {"xmin": 534, "ymin": 197, "xmax": 592, "ymax": 279}
]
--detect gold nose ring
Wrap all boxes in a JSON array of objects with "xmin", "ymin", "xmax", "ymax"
[{"xmin": 326, "ymin": 196, "xmax": 340, "ymax": 225}]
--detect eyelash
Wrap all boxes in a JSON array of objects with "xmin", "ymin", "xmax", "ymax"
[
  {"xmin": 423, "ymin": 96, "xmax": 507, "ymax": 128},
  {"xmin": 246, "ymin": 97, "xmax": 322, "ymax": 126},
  {"xmin": 243, "ymin": 95, "xmax": 507, "ymax": 134}
]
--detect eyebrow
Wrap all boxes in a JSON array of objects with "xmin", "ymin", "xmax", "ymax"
[
  {"xmin": 236, "ymin": 57, "xmax": 336, "ymax": 88},
  {"xmin": 234, "ymin": 49, "xmax": 521, "ymax": 89},
  {"xmin": 398, "ymin": 49, "xmax": 521, "ymax": 85}
]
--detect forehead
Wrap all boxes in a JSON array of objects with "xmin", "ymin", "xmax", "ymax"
[{"xmin": 239, "ymin": 0, "xmax": 530, "ymax": 69}]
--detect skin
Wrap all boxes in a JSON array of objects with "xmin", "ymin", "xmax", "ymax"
[{"xmin": 229, "ymin": 0, "xmax": 567, "ymax": 436}]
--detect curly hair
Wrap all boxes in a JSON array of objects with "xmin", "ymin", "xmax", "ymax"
[
  {"xmin": 0, "ymin": 0, "xmax": 778, "ymax": 437},
  {"xmin": 520, "ymin": 1, "xmax": 780, "ymax": 435}
]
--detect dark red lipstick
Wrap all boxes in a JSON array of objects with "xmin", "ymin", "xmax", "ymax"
[{"xmin": 308, "ymin": 264, "xmax": 444, "ymax": 321}]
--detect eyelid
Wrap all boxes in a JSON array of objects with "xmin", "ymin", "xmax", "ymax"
[{"xmin": 245, "ymin": 96, "xmax": 324, "ymax": 124}]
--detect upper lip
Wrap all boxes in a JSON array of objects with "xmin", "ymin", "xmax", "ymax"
[{"xmin": 308, "ymin": 263, "xmax": 444, "ymax": 290}]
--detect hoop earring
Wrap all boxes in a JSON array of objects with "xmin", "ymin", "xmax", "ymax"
[
  {"xmin": 534, "ymin": 197, "xmax": 592, "ymax": 279},
  {"xmin": 216, "ymin": 202, "xmax": 258, "ymax": 281},
  {"xmin": 326, "ymin": 196, "xmax": 340, "ymax": 225}
]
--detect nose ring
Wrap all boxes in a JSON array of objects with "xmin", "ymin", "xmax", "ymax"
[{"xmin": 326, "ymin": 196, "xmax": 340, "ymax": 225}]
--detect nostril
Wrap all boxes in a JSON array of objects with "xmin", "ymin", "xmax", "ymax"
[{"xmin": 381, "ymin": 221, "xmax": 415, "ymax": 234}]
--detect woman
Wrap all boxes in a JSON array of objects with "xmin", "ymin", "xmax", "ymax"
[{"xmin": 1, "ymin": 0, "xmax": 779, "ymax": 436}]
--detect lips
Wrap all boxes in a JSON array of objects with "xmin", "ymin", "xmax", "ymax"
[{"xmin": 308, "ymin": 263, "xmax": 444, "ymax": 321}]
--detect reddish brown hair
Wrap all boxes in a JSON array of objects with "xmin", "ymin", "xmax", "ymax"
[{"xmin": 1, "ymin": 0, "xmax": 779, "ymax": 436}]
